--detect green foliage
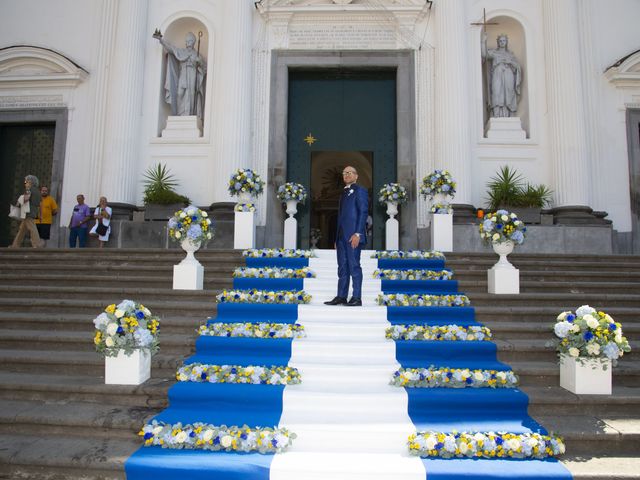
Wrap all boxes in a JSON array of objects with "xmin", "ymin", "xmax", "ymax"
[
  {"xmin": 485, "ymin": 165, "xmax": 553, "ymax": 210},
  {"xmin": 142, "ymin": 163, "xmax": 190, "ymax": 205}
]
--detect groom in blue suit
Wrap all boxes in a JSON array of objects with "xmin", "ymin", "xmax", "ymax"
[{"xmin": 324, "ymin": 166, "xmax": 369, "ymax": 307}]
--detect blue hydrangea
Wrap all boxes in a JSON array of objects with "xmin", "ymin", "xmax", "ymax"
[
  {"xmin": 602, "ymin": 342, "xmax": 620, "ymax": 360},
  {"xmin": 187, "ymin": 224, "xmax": 202, "ymax": 239}
]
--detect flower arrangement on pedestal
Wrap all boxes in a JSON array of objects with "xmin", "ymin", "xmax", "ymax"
[
  {"xmin": 228, "ymin": 168, "xmax": 265, "ymax": 198},
  {"xmin": 276, "ymin": 182, "xmax": 307, "ymax": 203},
  {"xmin": 93, "ymin": 300, "xmax": 160, "ymax": 357},
  {"xmin": 552, "ymin": 305, "xmax": 631, "ymax": 366},
  {"xmin": 168, "ymin": 205, "xmax": 213, "ymax": 245},
  {"xmin": 479, "ymin": 209, "xmax": 526, "ymax": 246},
  {"xmin": 378, "ymin": 183, "xmax": 408, "ymax": 205},
  {"xmin": 420, "ymin": 170, "xmax": 456, "ymax": 200},
  {"xmin": 310, "ymin": 228, "xmax": 322, "ymax": 248}
]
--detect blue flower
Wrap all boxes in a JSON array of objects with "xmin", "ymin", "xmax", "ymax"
[
  {"xmin": 511, "ymin": 230, "xmax": 524, "ymax": 244},
  {"xmin": 213, "ymin": 436, "xmax": 220, "ymax": 445},
  {"xmin": 117, "ymin": 326, "xmax": 124, "ymax": 334},
  {"xmin": 566, "ymin": 314, "xmax": 576, "ymax": 323},
  {"xmin": 495, "ymin": 437, "xmax": 504, "ymax": 445},
  {"xmin": 135, "ymin": 310, "xmax": 145, "ymax": 320},
  {"xmin": 143, "ymin": 432, "xmax": 153, "ymax": 439},
  {"xmin": 609, "ymin": 324, "xmax": 617, "ymax": 331},
  {"xmin": 584, "ymin": 331, "xmax": 594, "ymax": 341},
  {"xmin": 496, "ymin": 223, "xmax": 504, "ymax": 230}
]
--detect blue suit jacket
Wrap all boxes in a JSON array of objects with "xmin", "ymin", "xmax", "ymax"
[{"xmin": 337, "ymin": 183, "xmax": 369, "ymax": 244}]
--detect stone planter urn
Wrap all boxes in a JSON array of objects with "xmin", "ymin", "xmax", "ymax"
[
  {"xmin": 492, "ymin": 240, "xmax": 515, "ymax": 268},
  {"xmin": 284, "ymin": 200, "xmax": 299, "ymax": 249},
  {"xmin": 286, "ymin": 199, "xmax": 298, "ymax": 217},
  {"xmin": 488, "ymin": 240, "xmax": 519, "ymax": 294},
  {"xmin": 385, "ymin": 201, "xmax": 399, "ymax": 250},
  {"xmin": 173, "ymin": 237, "xmax": 204, "ymax": 290},
  {"xmin": 237, "ymin": 191, "xmax": 253, "ymax": 204},
  {"xmin": 180, "ymin": 237, "xmax": 201, "ymax": 265}
]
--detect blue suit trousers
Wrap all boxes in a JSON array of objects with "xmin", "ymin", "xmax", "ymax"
[{"xmin": 336, "ymin": 234, "xmax": 363, "ymax": 299}]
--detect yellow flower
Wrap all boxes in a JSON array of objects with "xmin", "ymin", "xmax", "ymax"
[{"xmin": 105, "ymin": 304, "xmax": 116, "ymax": 314}]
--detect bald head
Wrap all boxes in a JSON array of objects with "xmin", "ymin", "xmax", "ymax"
[{"xmin": 342, "ymin": 166, "xmax": 358, "ymax": 186}]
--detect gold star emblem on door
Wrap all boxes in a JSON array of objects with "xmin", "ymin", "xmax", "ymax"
[{"xmin": 304, "ymin": 133, "xmax": 317, "ymax": 145}]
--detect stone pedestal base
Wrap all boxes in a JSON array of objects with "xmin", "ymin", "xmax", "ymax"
[
  {"xmin": 105, "ymin": 349, "xmax": 151, "ymax": 385},
  {"xmin": 234, "ymin": 211, "xmax": 256, "ymax": 249},
  {"xmin": 161, "ymin": 115, "xmax": 202, "ymax": 139},
  {"xmin": 431, "ymin": 213, "xmax": 453, "ymax": 252},
  {"xmin": 385, "ymin": 218, "xmax": 399, "ymax": 250},
  {"xmin": 486, "ymin": 117, "xmax": 526, "ymax": 141},
  {"xmin": 173, "ymin": 262, "xmax": 204, "ymax": 290},
  {"xmin": 488, "ymin": 266, "xmax": 520, "ymax": 294},
  {"xmin": 560, "ymin": 356, "xmax": 612, "ymax": 395},
  {"xmin": 284, "ymin": 217, "xmax": 297, "ymax": 249}
]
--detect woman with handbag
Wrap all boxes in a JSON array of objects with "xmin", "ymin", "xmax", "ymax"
[
  {"xmin": 9, "ymin": 175, "xmax": 44, "ymax": 248},
  {"xmin": 89, "ymin": 196, "xmax": 112, "ymax": 248}
]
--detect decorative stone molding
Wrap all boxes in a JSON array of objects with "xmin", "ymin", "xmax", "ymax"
[
  {"xmin": 605, "ymin": 49, "xmax": 640, "ymax": 88},
  {"xmin": 0, "ymin": 94, "xmax": 65, "ymax": 109},
  {"xmin": 0, "ymin": 45, "xmax": 88, "ymax": 89}
]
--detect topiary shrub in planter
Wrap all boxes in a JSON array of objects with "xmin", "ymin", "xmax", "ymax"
[{"xmin": 142, "ymin": 163, "xmax": 191, "ymax": 220}]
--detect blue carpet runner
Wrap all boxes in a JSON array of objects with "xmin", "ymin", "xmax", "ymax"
[{"xmin": 125, "ymin": 249, "xmax": 571, "ymax": 479}]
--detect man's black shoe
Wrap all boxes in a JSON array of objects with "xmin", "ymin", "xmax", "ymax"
[
  {"xmin": 324, "ymin": 296, "xmax": 348, "ymax": 306},
  {"xmin": 345, "ymin": 297, "xmax": 362, "ymax": 307}
]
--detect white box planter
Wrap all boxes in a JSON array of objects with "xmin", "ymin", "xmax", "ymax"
[
  {"xmin": 234, "ymin": 211, "xmax": 256, "ymax": 249},
  {"xmin": 105, "ymin": 349, "xmax": 151, "ymax": 385},
  {"xmin": 559, "ymin": 355, "xmax": 612, "ymax": 395},
  {"xmin": 430, "ymin": 213, "xmax": 453, "ymax": 252}
]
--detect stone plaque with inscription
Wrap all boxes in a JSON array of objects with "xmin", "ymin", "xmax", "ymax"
[{"xmin": 288, "ymin": 24, "xmax": 396, "ymax": 49}]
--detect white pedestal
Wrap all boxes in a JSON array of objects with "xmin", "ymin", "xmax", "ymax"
[
  {"xmin": 173, "ymin": 261, "xmax": 204, "ymax": 290},
  {"xmin": 385, "ymin": 218, "xmax": 399, "ymax": 250},
  {"xmin": 488, "ymin": 265, "xmax": 520, "ymax": 294},
  {"xmin": 161, "ymin": 115, "xmax": 202, "ymax": 139},
  {"xmin": 560, "ymin": 356, "xmax": 612, "ymax": 395},
  {"xmin": 284, "ymin": 217, "xmax": 297, "ymax": 249},
  {"xmin": 234, "ymin": 211, "xmax": 256, "ymax": 249},
  {"xmin": 430, "ymin": 213, "xmax": 453, "ymax": 252},
  {"xmin": 105, "ymin": 349, "xmax": 151, "ymax": 385},
  {"xmin": 486, "ymin": 117, "xmax": 526, "ymax": 141}
]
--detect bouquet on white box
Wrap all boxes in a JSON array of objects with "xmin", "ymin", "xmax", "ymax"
[
  {"xmin": 378, "ymin": 183, "xmax": 408, "ymax": 205},
  {"xmin": 93, "ymin": 300, "xmax": 160, "ymax": 357},
  {"xmin": 420, "ymin": 170, "xmax": 456, "ymax": 199}
]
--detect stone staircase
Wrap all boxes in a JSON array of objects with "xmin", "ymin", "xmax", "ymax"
[{"xmin": 0, "ymin": 248, "xmax": 638, "ymax": 479}]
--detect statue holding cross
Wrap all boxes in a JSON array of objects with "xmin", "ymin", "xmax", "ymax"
[{"xmin": 475, "ymin": 11, "xmax": 523, "ymax": 118}]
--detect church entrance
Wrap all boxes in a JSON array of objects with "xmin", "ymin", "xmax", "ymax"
[
  {"xmin": 286, "ymin": 69, "xmax": 397, "ymax": 250},
  {"xmin": 0, "ymin": 123, "xmax": 56, "ymax": 246}
]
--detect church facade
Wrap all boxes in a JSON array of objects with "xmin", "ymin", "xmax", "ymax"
[{"xmin": 1, "ymin": 0, "xmax": 639, "ymax": 252}]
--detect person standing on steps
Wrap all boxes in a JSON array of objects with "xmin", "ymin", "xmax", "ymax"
[
  {"xmin": 35, "ymin": 185, "xmax": 58, "ymax": 247},
  {"xmin": 324, "ymin": 166, "xmax": 368, "ymax": 307}
]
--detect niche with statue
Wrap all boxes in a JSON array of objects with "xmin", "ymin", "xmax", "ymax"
[
  {"xmin": 480, "ymin": 15, "xmax": 529, "ymax": 141},
  {"xmin": 153, "ymin": 17, "xmax": 209, "ymax": 138}
]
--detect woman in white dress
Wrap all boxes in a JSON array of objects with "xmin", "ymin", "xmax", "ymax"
[{"xmin": 89, "ymin": 196, "xmax": 112, "ymax": 248}]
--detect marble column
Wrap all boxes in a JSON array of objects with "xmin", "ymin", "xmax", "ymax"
[
  {"xmin": 213, "ymin": 0, "xmax": 253, "ymax": 202},
  {"xmin": 100, "ymin": 0, "xmax": 149, "ymax": 205},
  {"xmin": 542, "ymin": 0, "xmax": 590, "ymax": 207},
  {"xmin": 87, "ymin": 0, "xmax": 118, "ymax": 203},
  {"xmin": 433, "ymin": 0, "xmax": 472, "ymax": 204}
]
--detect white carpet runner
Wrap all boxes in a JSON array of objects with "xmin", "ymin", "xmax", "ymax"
[{"xmin": 270, "ymin": 249, "xmax": 426, "ymax": 480}]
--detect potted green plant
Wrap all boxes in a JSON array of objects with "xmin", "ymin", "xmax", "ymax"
[
  {"xmin": 485, "ymin": 166, "xmax": 553, "ymax": 224},
  {"xmin": 142, "ymin": 163, "xmax": 190, "ymax": 220}
]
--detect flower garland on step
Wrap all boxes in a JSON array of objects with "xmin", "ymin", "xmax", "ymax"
[
  {"xmin": 176, "ymin": 363, "xmax": 301, "ymax": 385},
  {"xmin": 198, "ymin": 322, "xmax": 306, "ymax": 339},
  {"xmin": 430, "ymin": 203, "xmax": 453, "ymax": 214},
  {"xmin": 233, "ymin": 267, "xmax": 316, "ymax": 279},
  {"xmin": 216, "ymin": 289, "xmax": 312, "ymax": 304},
  {"xmin": 234, "ymin": 203, "xmax": 256, "ymax": 213},
  {"xmin": 391, "ymin": 367, "xmax": 518, "ymax": 388},
  {"xmin": 373, "ymin": 269, "xmax": 453, "ymax": 281},
  {"xmin": 408, "ymin": 431, "xmax": 565, "ymax": 459},
  {"xmin": 376, "ymin": 293, "xmax": 470, "ymax": 307},
  {"xmin": 386, "ymin": 325, "xmax": 491, "ymax": 341},
  {"xmin": 243, "ymin": 248, "xmax": 314, "ymax": 258},
  {"xmin": 140, "ymin": 420, "xmax": 295, "ymax": 454},
  {"xmin": 371, "ymin": 250, "xmax": 445, "ymax": 260}
]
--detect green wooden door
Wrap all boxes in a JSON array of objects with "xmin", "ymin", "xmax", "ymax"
[
  {"xmin": 0, "ymin": 124, "xmax": 55, "ymax": 246},
  {"xmin": 287, "ymin": 70, "xmax": 397, "ymax": 250}
]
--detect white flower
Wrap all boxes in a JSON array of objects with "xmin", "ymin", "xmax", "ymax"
[
  {"xmin": 557, "ymin": 311, "xmax": 570, "ymax": 321},
  {"xmin": 568, "ymin": 347, "xmax": 580, "ymax": 357},
  {"xmin": 221, "ymin": 435, "xmax": 233, "ymax": 448},
  {"xmin": 570, "ymin": 324, "xmax": 581, "ymax": 333},
  {"xmin": 586, "ymin": 343, "xmax": 601, "ymax": 356},
  {"xmin": 576, "ymin": 305, "xmax": 596, "ymax": 317},
  {"xmin": 459, "ymin": 442, "xmax": 469, "ymax": 454},
  {"xmin": 105, "ymin": 336, "xmax": 115, "ymax": 347},
  {"xmin": 425, "ymin": 436, "xmax": 438, "ymax": 450},
  {"xmin": 175, "ymin": 231, "xmax": 181, "ymax": 238},
  {"xmin": 106, "ymin": 323, "xmax": 119, "ymax": 336},
  {"xmin": 180, "ymin": 212, "xmax": 186, "ymax": 218},
  {"xmin": 114, "ymin": 309, "xmax": 125, "ymax": 318},
  {"xmin": 152, "ymin": 425, "xmax": 163, "ymax": 435},
  {"xmin": 175, "ymin": 431, "xmax": 188, "ymax": 443},
  {"xmin": 501, "ymin": 215, "xmax": 508, "ymax": 221},
  {"xmin": 492, "ymin": 233, "xmax": 500, "ymax": 241},
  {"xmin": 554, "ymin": 321, "xmax": 572, "ymax": 339},
  {"xmin": 201, "ymin": 211, "xmax": 208, "ymax": 217},
  {"xmin": 474, "ymin": 371, "xmax": 485, "ymax": 382},
  {"xmin": 93, "ymin": 313, "xmax": 110, "ymax": 329},
  {"xmin": 604, "ymin": 314, "xmax": 614, "ymax": 323},
  {"xmin": 584, "ymin": 315, "xmax": 599, "ymax": 329},
  {"xmin": 202, "ymin": 429, "xmax": 214, "ymax": 442}
]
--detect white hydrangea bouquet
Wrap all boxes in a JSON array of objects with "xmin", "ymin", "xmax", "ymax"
[
  {"xmin": 276, "ymin": 182, "xmax": 307, "ymax": 203},
  {"xmin": 479, "ymin": 210, "xmax": 526, "ymax": 245},
  {"xmin": 168, "ymin": 205, "xmax": 213, "ymax": 244},
  {"xmin": 228, "ymin": 168, "xmax": 265, "ymax": 197},
  {"xmin": 553, "ymin": 305, "xmax": 631, "ymax": 366},
  {"xmin": 93, "ymin": 300, "xmax": 160, "ymax": 357},
  {"xmin": 419, "ymin": 169, "xmax": 456, "ymax": 199},
  {"xmin": 378, "ymin": 183, "xmax": 408, "ymax": 205}
]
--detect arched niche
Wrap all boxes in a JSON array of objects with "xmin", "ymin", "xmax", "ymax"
[
  {"xmin": 156, "ymin": 17, "xmax": 210, "ymax": 135},
  {"xmin": 481, "ymin": 15, "xmax": 529, "ymax": 137}
]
